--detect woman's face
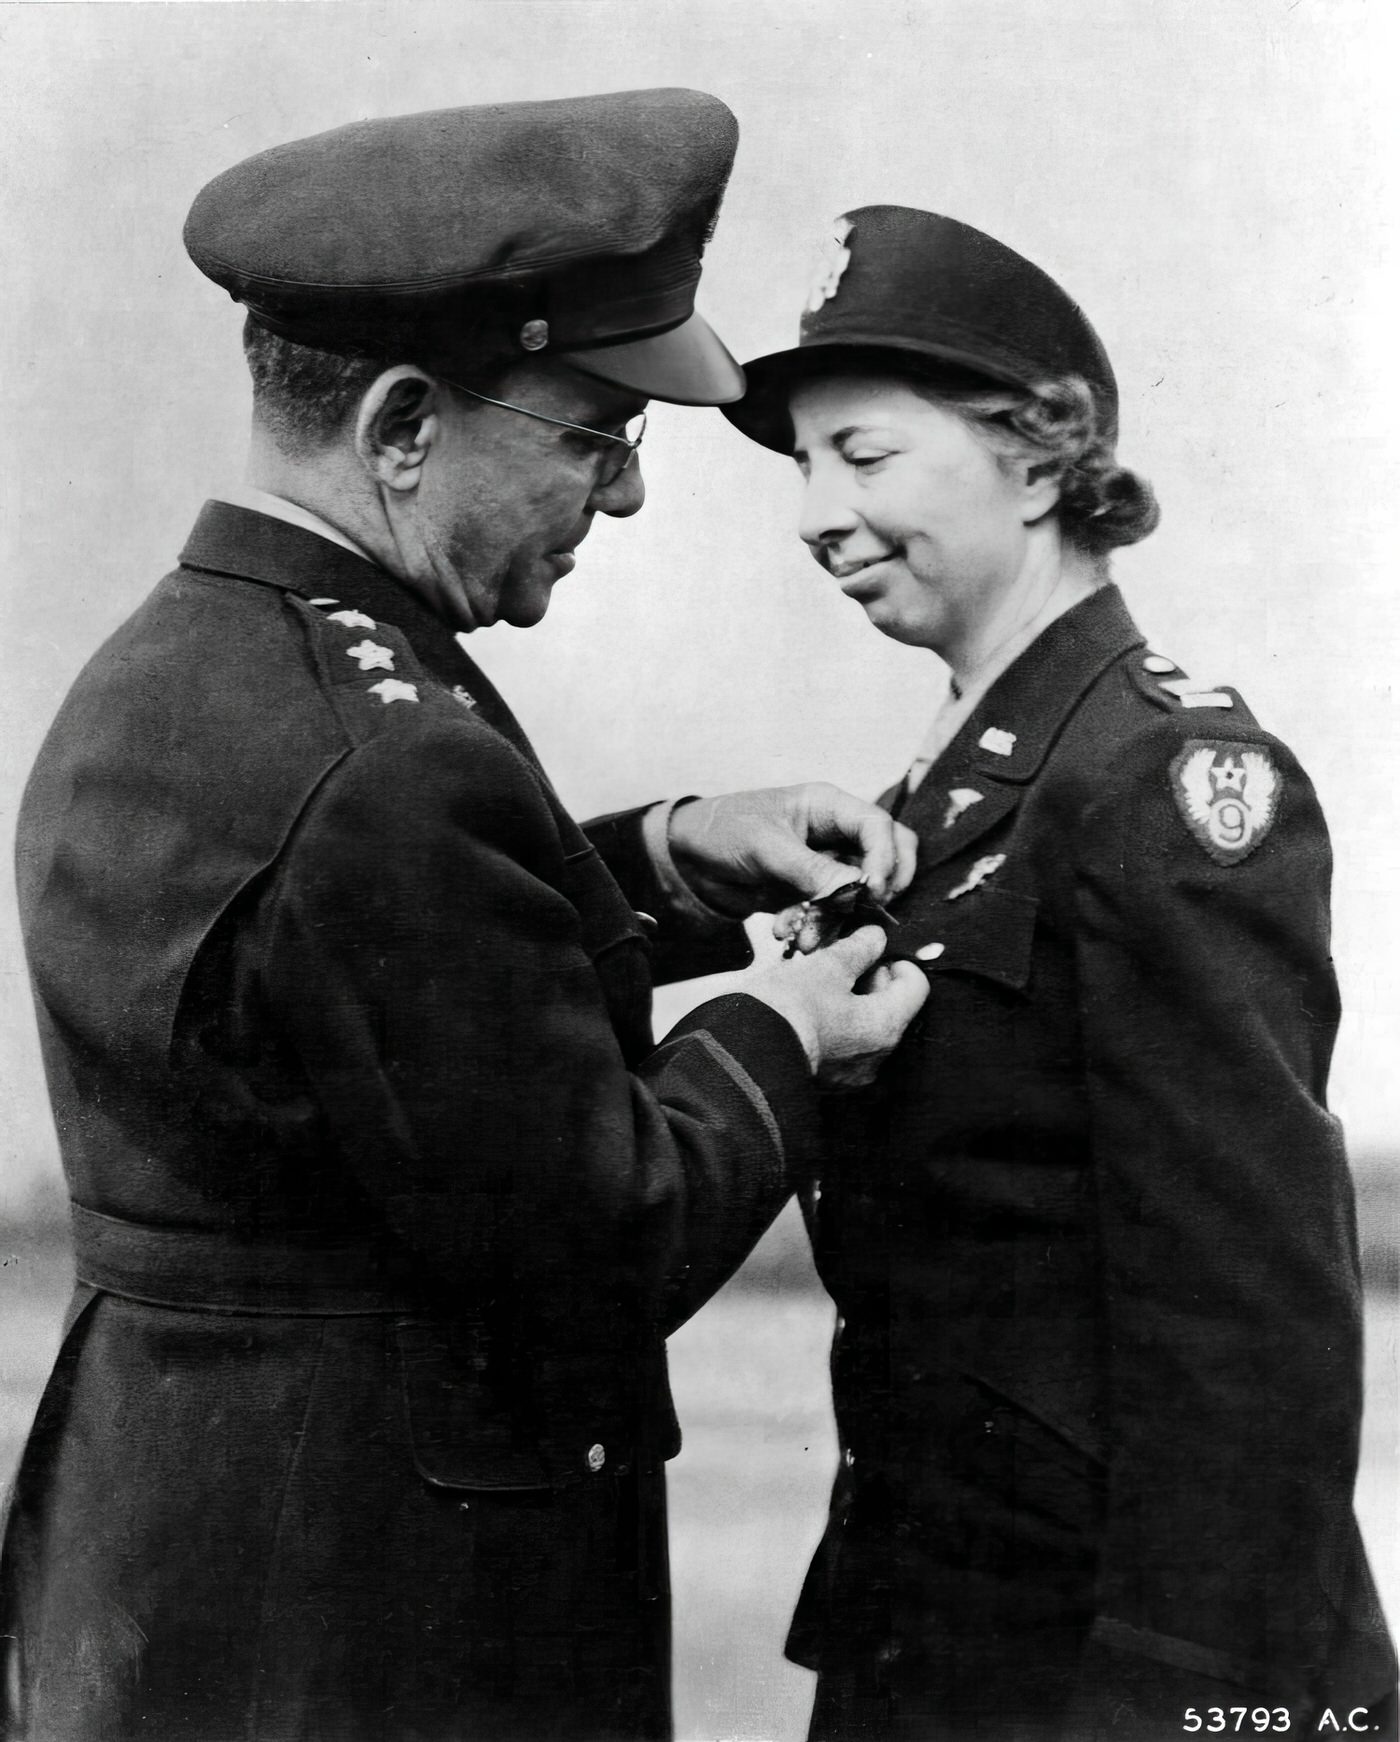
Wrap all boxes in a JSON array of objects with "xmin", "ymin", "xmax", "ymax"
[{"xmin": 789, "ymin": 373, "xmax": 1043, "ymax": 657}]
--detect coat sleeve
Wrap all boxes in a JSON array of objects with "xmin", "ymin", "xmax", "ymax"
[
  {"xmin": 1068, "ymin": 721, "xmax": 1370, "ymax": 1718},
  {"xmin": 256, "ymin": 721, "xmax": 816, "ymax": 1336}
]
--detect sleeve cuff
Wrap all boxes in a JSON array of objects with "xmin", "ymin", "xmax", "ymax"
[
  {"xmin": 641, "ymin": 799, "xmax": 736, "ymax": 931},
  {"xmin": 667, "ymin": 992, "xmax": 821, "ymax": 1180}
]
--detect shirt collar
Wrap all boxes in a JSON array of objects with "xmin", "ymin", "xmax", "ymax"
[{"xmin": 216, "ymin": 485, "xmax": 376, "ymax": 567}]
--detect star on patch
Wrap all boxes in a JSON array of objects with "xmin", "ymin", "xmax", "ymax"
[
  {"xmin": 367, "ymin": 678, "xmax": 419, "ymax": 706},
  {"xmin": 327, "ymin": 609, "xmax": 376, "ymax": 631},
  {"xmin": 1171, "ymin": 741, "xmax": 1280, "ymax": 865},
  {"xmin": 346, "ymin": 640, "xmax": 395, "ymax": 672}
]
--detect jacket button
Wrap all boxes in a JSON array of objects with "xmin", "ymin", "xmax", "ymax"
[
  {"xmin": 916, "ymin": 941, "xmax": 945, "ymax": 961},
  {"xmin": 633, "ymin": 911, "xmax": 659, "ymax": 935},
  {"xmin": 586, "ymin": 1443, "xmax": 606, "ymax": 1473}
]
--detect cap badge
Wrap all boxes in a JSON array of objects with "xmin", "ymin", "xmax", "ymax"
[
  {"xmin": 806, "ymin": 216, "xmax": 853, "ymax": 313},
  {"xmin": 519, "ymin": 319, "xmax": 550, "ymax": 352},
  {"xmin": 346, "ymin": 640, "xmax": 395, "ymax": 673},
  {"xmin": 1171, "ymin": 741, "xmax": 1280, "ymax": 865},
  {"xmin": 942, "ymin": 787, "xmax": 984, "ymax": 831},
  {"xmin": 368, "ymin": 678, "xmax": 420, "ymax": 706},
  {"xmin": 946, "ymin": 853, "xmax": 1006, "ymax": 901}
]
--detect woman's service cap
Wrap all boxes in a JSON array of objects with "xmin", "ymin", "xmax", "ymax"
[
  {"xmin": 184, "ymin": 89, "xmax": 743, "ymax": 406},
  {"xmin": 723, "ymin": 205, "xmax": 1117, "ymax": 449}
]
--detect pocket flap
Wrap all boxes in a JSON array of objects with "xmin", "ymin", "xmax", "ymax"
[
  {"xmin": 395, "ymin": 1318, "xmax": 551, "ymax": 1492},
  {"xmin": 894, "ymin": 885, "xmax": 1039, "ymax": 991}
]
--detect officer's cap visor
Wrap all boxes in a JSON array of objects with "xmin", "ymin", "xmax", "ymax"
[
  {"xmin": 722, "ymin": 338, "xmax": 1041, "ymax": 454},
  {"xmin": 559, "ymin": 310, "xmax": 744, "ymax": 407}
]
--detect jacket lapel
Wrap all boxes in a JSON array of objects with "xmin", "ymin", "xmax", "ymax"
[{"xmin": 895, "ymin": 585, "xmax": 1145, "ymax": 868}]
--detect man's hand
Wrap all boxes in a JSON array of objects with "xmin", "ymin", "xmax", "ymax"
[
  {"xmin": 667, "ymin": 784, "xmax": 917, "ymax": 919},
  {"xmin": 741, "ymin": 924, "xmax": 929, "ymax": 1088}
]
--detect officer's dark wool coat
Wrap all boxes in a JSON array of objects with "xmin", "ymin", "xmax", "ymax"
[
  {"xmin": 1, "ymin": 502, "xmax": 820, "ymax": 1742},
  {"xmin": 791, "ymin": 585, "xmax": 1397, "ymax": 1742}
]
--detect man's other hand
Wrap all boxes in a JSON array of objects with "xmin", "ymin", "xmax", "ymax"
[{"xmin": 742, "ymin": 924, "xmax": 929, "ymax": 1088}]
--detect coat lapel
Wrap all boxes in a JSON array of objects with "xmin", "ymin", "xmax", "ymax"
[{"xmin": 895, "ymin": 585, "xmax": 1145, "ymax": 869}]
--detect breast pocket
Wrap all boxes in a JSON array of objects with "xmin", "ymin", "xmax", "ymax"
[{"xmin": 893, "ymin": 883, "xmax": 1040, "ymax": 993}]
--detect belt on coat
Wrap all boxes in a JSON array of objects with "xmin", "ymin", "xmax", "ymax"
[{"xmin": 70, "ymin": 1202, "xmax": 415, "ymax": 1316}]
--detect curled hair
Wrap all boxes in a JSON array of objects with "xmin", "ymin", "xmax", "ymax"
[{"xmin": 929, "ymin": 372, "xmax": 1160, "ymax": 556}]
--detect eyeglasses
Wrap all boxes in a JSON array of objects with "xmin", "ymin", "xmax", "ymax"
[{"xmin": 440, "ymin": 378, "xmax": 646, "ymax": 486}]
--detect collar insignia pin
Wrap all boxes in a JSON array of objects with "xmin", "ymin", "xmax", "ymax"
[
  {"xmin": 942, "ymin": 787, "xmax": 984, "ymax": 830},
  {"xmin": 309, "ymin": 598, "xmax": 339, "ymax": 608},
  {"xmin": 946, "ymin": 853, "xmax": 1006, "ymax": 901},
  {"xmin": 368, "ymin": 678, "xmax": 419, "ymax": 706},
  {"xmin": 346, "ymin": 640, "xmax": 395, "ymax": 673},
  {"xmin": 978, "ymin": 727, "xmax": 1017, "ymax": 757}
]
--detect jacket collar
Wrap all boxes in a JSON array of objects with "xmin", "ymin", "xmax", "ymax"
[
  {"xmin": 896, "ymin": 583, "xmax": 1144, "ymax": 855},
  {"xmin": 179, "ymin": 499, "xmax": 536, "ymax": 756}
]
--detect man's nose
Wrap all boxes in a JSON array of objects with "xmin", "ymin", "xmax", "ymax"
[
  {"xmin": 797, "ymin": 471, "xmax": 859, "ymax": 551},
  {"xmin": 590, "ymin": 458, "xmax": 646, "ymax": 518}
]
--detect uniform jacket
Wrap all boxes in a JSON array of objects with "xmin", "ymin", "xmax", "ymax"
[
  {"xmin": 2, "ymin": 501, "xmax": 819, "ymax": 1742},
  {"xmin": 791, "ymin": 584, "xmax": 1396, "ymax": 1739}
]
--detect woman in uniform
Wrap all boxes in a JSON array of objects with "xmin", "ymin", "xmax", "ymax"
[{"xmin": 723, "ymin": 206, "xmax": 1397, "ymax": 1740}]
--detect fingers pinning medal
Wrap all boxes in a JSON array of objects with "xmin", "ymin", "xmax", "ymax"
[{"xmin": 775, "ymin": 873, "xmax": 899, "ymax": 958}]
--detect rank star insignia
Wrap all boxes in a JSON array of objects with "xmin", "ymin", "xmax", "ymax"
[
  {"xmin": 327, "ymin": 609, "xmax": 376, "ymax": 630},
  {"xmin": 346, "ymin": 640, "xmax": 395, "ymax": 672},
  {"xmin": 806, "ymin": 216, "xmax": 854, "ymax": 313},
  {"xmin": 367, "ymin": 678, "xmax": 419, "ymax": 706},
  {"xmin": 1171, "ymin": 740, "xmax": 1281, "ymax": 865}
]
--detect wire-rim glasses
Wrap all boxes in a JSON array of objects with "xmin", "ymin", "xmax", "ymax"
[{"xmin": 440, "ymin": 378, "xmax": 646, "ymax": 486}]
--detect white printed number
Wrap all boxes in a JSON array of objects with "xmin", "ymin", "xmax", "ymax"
[{"xmin": 1182, "ymin": 1712, "xmax": 1290, "ymax": 1734}]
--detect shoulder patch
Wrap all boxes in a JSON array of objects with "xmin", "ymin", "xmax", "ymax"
[{"xmin": 1170, "ymin": 740, "xmax": 1281, "ymax": 865}]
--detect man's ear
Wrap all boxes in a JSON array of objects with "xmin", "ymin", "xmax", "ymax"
[{"xmin": 354, "ymin": 366, "xmax": 441, "ymax": 491}]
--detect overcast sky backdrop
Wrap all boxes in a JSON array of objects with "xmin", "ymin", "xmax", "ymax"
[{"xmin": 2, "ymin": 0, "xmax": 1397, "ymax": 1211}]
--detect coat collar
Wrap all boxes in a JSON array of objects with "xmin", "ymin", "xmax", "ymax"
[
  {"xmin": 179, "ymin": 499, "xmax": 538, "ymax": 758},
  {"xmin": 896, "ymin": 583, "xmax": 1145, "ymax": 858}
]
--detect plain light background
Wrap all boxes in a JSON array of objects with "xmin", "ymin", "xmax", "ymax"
[
  {"xmin": 1, "ymin": 7, "xmax": 1397, "ymax": 1732},
  {"xmin": 3, "ymin": 0, "xmax": 1398, "ymax": 1204}
]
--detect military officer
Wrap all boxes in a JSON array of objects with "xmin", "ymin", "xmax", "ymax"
[
  {"xmin": 0, "ymin": 98, "xmax": 927, "ymax": 1741},
  {"xmin": 726, "ymin": 207, "xmax": 1398, "ymax": 1739}
]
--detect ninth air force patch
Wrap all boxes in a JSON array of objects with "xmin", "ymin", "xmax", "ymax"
[{"xmin": 1171, "ymin": 740, "xmax": 1281, "ymax": 866}]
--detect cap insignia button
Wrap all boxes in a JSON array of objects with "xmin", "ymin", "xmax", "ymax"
[
  {"xmin": 519, "ymin": 319, "xmax": 550, "ymax": 352},
  {"xmin": 346, "ymin": 640, "xmax": 395, "ymax": 672},
  {"xmin": 806, "ymin": 216, "xmax": 853, "ymax": 313},
  {"xmin": 368, "ymin": 678, "xmax": 419, "ymax": 706}
]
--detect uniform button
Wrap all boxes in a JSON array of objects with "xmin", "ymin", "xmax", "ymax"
[
  {"xmin": 843, "ymin": 1447, "xmax": 856, "ymax": 1468},
  {"xmin": 633, "ymin": 910, "xmax": 658, "ymax": 935},
  {"xmin": 586, "ymin": 1443, "xmax": 606, "ymax": 1473},
  {"xmin": 916, "ymin": 941, "xmax": 946, "ymax": 961},
  {"xmin": 1143, "ymin": 654, "xmax": 1177, "ymax": 674}
]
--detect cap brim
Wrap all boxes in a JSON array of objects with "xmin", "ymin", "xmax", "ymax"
[
  {"xmin": 558, "ymin": 309, "xmax": 745, "ymax": 407},
  {"xmin": 721, "ymin": 337, "xmax": 1045, "ymax": 453}
]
